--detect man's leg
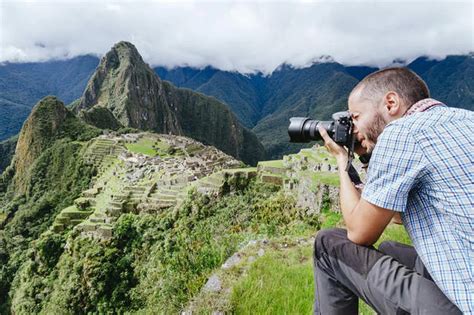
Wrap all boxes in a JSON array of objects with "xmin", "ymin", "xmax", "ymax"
[
  {"xmin": 313, "ymin": 228, "xmax": 461, "ymax": 315},
  {"xmin": 378, "ymin": 240, "xmax": 433, "ymax": 281}
]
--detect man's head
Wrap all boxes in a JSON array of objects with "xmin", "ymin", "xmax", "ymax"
[{"xmin": 348, "ymin": 67, "xmax": 429, "ymax": 153}]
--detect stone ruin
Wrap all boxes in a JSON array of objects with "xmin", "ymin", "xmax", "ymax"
[{"xmin": 57, "ymin": 132, "xmax": 243, "ymax": 241}]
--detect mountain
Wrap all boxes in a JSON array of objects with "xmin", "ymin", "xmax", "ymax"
[
  {"xmin": 1, "ymin": 52, "xmax": 472, "ymax": 159},
  {"xmin": 74, "ymin": 42, "xmax": 265, "ymax": 165},
  {"xmin": 0, "ymin": 96, "xmax": 101, "ymax": 312},
  {"xmin": 0, "ymin": 55, "xmax": 100, "ymax": 141},
  {"xmin": 157, "ymin": 55, "xmax": 474, "ymax": 158},
  {"xmin": 0, "ymin": 136, "xmax": 17, "ymax": 174},
  {"xmin": 13, "ymin": 96, "xmax": 100, "ymax": 194},
  {"xmin": 0, "ymin": 104, "xmax": 343, "ymax": 313},
  {"xmin": 253, "ymin": 63, "xmax": 360, "ymax": 158},
  {"xmin": 408, "ymin": 55, "xmax": 474, "ymax": 110},
  {"xmin": 155, "ymin": 66, "xmax": 264, "ymax": 128}
]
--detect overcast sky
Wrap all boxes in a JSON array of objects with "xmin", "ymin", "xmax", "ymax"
[{"xmin": 1, "ymin": 0, "xmax": 472, "ymax": 74}]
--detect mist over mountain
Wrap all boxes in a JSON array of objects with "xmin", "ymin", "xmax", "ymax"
[{"xmin": 1, "ymin": 50, "xmax": 472, "ymax": 159}]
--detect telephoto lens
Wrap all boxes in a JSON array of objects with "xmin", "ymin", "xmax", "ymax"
[{"xmin": 288, "ymin": 117, "xmax": 334, "ymax": 143}]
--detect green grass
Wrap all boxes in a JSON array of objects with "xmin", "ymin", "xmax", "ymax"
[
  {"xmin": 309, "ymin": 171, "xmax": 340, "ymax": 187},
  {"xmin": 125, "ymin": 138, "xmax": 158, "ymax": 156},
  {"xmin": 231, "ymin": 245, "xmax": 314, "ymax": 315},
  {"xmin": 375, "ymin": 223, "xmax": 411, "ymax": 247},
  {"xmin": 321, "ymin": 210, "xmax": 342, "ymax": 229},
  {"xmin": 224, "ymin": 167, "xmax": 258, "ymax": 173},
  {"xmin": 298, "ymin": 147, "xmax": 337, "ymax": 166},
  {"xmin": 124, "ymin": 136, "xmax": 171, "ymax": 157},
  {"xmin": 258, "ymin": 160, "xmax": 285, "ymax": 168},
  {"xmin": 231, "ymin": 223, "xmax": 410, "ymax": 314}
]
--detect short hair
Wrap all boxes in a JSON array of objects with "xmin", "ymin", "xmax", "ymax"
[{"xmin": 350, "ymin": 67, "xmax": 430, "ymax": 108}]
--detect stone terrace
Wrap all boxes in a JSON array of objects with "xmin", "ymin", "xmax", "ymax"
[{"xmin": 53, "ymin": 132, "xmax": 242, "ymax": 240}]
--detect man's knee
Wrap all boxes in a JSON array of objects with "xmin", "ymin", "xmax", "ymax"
[
  {"xmin": 378, "ymin": 241, "xmax": 398, "ymax": 255},
  {"xmin": 314, "ymin": 228, "xmax": 347, "ymax": 261},
  {"xmin": 378, "ymin": 241, "xmax": 418, "ymax": 270}
]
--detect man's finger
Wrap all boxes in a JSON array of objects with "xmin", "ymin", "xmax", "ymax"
[{"xmin": 318, "ymin": 126, "xmax": 332, "ymax": 143}]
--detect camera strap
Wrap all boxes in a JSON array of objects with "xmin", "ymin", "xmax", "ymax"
[
  {"xmin": 345, "ymin": 122, "xmax": 356, "ymax": 172},
  {"xmin": 403, "ymin": 98, "xmax": 444, "ymax": 117}
]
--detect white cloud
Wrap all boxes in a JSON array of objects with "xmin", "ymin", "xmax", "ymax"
[{"xmin": 1, "ymin": 0, "xmax": 472, "ymax": 74}]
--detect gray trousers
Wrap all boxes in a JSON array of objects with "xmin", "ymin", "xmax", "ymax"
[{"xmin": 313, "ymin": 228, "xmax": 461, "ymax": 315}]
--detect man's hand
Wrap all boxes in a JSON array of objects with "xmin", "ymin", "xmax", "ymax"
[
  {"xmin": 318, "ymin": 127, "xmax": 394, "ymax": 246},
  {"xmin": 318, "ymin": 126, "xmax": 348, "ymax": 167}
]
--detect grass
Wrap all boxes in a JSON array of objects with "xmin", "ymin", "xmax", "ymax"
[
  {"xmin": 230, "ymin": 221, "xmax": 410, "ymax": 314},
  {"xmin": 298, "ymin": 147, "xmax": 337, "ymax": 166},
  {"xmin": 124, "ymin": 136, "xmax": 171, "ymax": 157},
  {"xmin": 320, "ymin": 210, "xmax": 343, "ymax": 229},
  {"xmin": 231, "ymin": 245, "xmax": 314, "ymax": 315},
  {"xmin": 258, "ymin": 160, "xmax": 285, "ymax": 168},
  {"xmin": 308, "ymin": 171, "xmax": 340, "ymax": 187},
  {"xmin": 224, "ymin": 167, "xmax": 258, "ymax": 173}
]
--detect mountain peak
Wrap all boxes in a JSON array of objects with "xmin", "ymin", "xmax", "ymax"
[
  {"xmin": 14, "ymin": 96, "xmax": 99, "ymax": 193},
  {"xmin": 74, "ymin": 41, "xmax": 182, "ymax": 133},
  {"xmin": 72, "ymin": 41, "xmax": 265, "ymax": 165},
  {"xmin": 106, "ymin": 41, "xmax": 145, "ymax": 68}
]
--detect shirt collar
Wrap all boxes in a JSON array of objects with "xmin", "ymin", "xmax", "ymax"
[{"xmin": 403, "ymin": 98, "xmax": 445, "ymax": 117}]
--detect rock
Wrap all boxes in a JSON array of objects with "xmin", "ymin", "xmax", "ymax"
[
  {"xmin": 221, "ymin": 253, "xmax": 242, "ymax": 270},
  {"xmin": 257, "ymin": 248, "xmax": 265, "ymax": 257},
  {"xmin": 247, "ymin": 240, "xmax": 258, "ymax": 247},
  {"xmin": 247, "ymin": 256, "xmax": 256, "ymax": 263},
  {"xmin": 203, "ymin": 274, "xmax": 222, "ymax": 292}
]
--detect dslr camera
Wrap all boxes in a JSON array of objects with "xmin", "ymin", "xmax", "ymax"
[
  {"xmin": 288, "ymin": 111, "xmax": 370, "ymax": 183},
  {"xmin": 288, "ymin": 111, "xmax": 354, "ymax": 148}
]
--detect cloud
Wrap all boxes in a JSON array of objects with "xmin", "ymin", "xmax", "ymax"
[{"xmin": 1, "ymin": 0, "xmax": 472, "ymax": 74}]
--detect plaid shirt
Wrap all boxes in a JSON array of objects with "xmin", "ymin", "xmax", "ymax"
[{"xmin": 362, "ymin": 100, "xmax": 474, "ymax": 312}]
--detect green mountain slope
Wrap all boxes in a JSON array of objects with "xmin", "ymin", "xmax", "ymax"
[
  {"xmin": 0, "ymin": 55, "xmax": 99, "ymax": 140},
  {"xmin": 0, "ymin": 96, "xmax": 101, "ymax": 312},
  {"xmin": 75, "ymin": 42, "xmax": 265, "ymax": 165},
  {"xmin": 253, "ymin": 63, "xmax": 359, "ymax": 158},
  {"xmin": 0, "ymin": 136, "xmax": 17, "ymax": 174},
  {"xmin": 156, "ymin": 66, "xmax": 264, "ymax": 128},
  {"xmin": 409, "ymin": 55, "xmax": 474, "ymax": 110}
]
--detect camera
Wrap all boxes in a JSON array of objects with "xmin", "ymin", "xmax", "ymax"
[
  {"xmin": 288, "ymin": 111, "xmax": 353, "ymax": 147},
  {"xmin": 288, "ymin": 111, "xmax": 371, "ymax": 183}
]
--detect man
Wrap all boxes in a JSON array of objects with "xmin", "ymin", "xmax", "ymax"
[{"xmin": 314, "ymin": 67, "xmax": 473, "ymax": 314}]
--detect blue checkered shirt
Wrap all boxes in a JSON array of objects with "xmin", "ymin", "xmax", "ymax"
[{"xmin": 362, "ymin": 104, "xmax": 474, "ymax": 312}]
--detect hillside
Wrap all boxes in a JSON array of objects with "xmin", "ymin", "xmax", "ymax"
[
  {"xmin": 0, "ymin": 136, "xmax": 17, "ymax": 174},
  {"xmin": 155, "ymin": 66, "xmax": 264, "ymax": 128},
  {"xmin": 0, "ymin": 97, "xmax": 101, "ymax": 313},
  {"xmin": 0, "ymin": 55, "xmax": 99, "ymax": 140},
  {"xmin": 0, "ymin": 92, "xmax": 410, "ymax": 313},
  {"xmin": 0, "ymin": 119, "xmax": 408, "ymax": 313},
  {"xmin": 408, "ymin": 55, "xmax": 474, "ymax": 110},
  {"xmin": 74, "ymin": 42, "xmax": 265, "ymax": 165}
]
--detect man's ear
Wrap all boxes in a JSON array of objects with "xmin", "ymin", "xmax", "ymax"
[{"xmin": 383, "ymin": 91, "xmax": 403, "ymax": 117}]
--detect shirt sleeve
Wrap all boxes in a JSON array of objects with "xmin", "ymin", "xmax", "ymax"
[{"xmin": 362, "ymin": 123, "xmax": 427, "ymax": 212}]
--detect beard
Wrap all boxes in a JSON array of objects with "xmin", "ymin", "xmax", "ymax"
[{"xmin": 364, "ymin": 110, "xmax": 388, "ymax": 153}]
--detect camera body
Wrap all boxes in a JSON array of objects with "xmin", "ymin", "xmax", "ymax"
[
  {"xmin": 288, "ymin": 111, "xmax": 369, "ymax": 184},
  {"xmin": 288, "ymin": 111, "xmax": 353, "ymax": 147}
]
